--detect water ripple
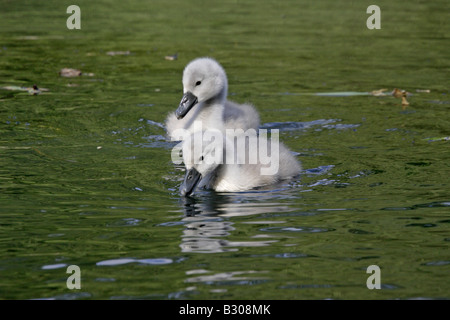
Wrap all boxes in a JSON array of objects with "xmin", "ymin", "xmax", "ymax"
[
  {"xmin": 106, "ymin": 218, "xmax": 141, "ymax": 227},
  {"xmin": 185, "ymin": 270, "xmax": 268, "ymax": 285},
  {"xmin": 279, "ymin": 284, "xmax": 333, "ymax": 289},
  {"xmin": 35, "ymin": 292, "xmax": 92, "ymax": 300},
  {"xmin": 96, "ymin": 257, "xmax": 173, "ymax": 266},
  {"xmin": 422, "ymin": 261, "xmax": 450, "ymax": 266},
  {"xmin": 304, "ymin": 165, "xmax": 335, "ymax": 175},
  {"xmin": 260, "ymin": 226, "xmax": 335, "ymax": 233},
  {"xmin": 382, "ymin": 201, "xmax": 450, "ymax": 211},
  {"xmin": 260, "ymin": 119, "xmax": 337, "ymax": 131},
  {"xmin": 41, "ymin": 263, "xmax": 68, "ymax": 270},
  {"xmin": 251, "ymin": 252, "xmax": 313, "ymax": 258},
  {"xmin": 261, "ymin": 119, "xmax": 360, "ymax": 132}
]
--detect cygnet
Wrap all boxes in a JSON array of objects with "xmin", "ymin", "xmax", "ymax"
[
  {"xmin": 179, "ymin": 130, "xmax": 301, "ymax": 196},
  {"xmin": 166, "ymin": 57, "xmax": 260, "ymax": 140}
]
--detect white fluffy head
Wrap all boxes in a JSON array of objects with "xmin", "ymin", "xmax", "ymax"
[
  {"xmin": 182, "ymin": 57, "xmax": 228, "ymax": 103},
  {"xmin": 182, "ymin": 130, "xmax": 224, "ymax": 176}
]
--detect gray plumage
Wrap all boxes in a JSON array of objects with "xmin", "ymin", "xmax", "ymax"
[{"xmin": 180, "ymin": 130, "xmax": 301, "ymax": 194}]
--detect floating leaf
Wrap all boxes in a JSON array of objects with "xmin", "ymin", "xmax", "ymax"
[{"xmin": 392, "ymin": 88, "xmax": 410, "ymax": 108}]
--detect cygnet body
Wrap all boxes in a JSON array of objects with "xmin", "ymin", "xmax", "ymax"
[
  {"xmin": 166, "ymin": 57, "xmax": 260, "ymax": 140},
  {"xmin": 180, "ymin": 130, "xmax": 301, "ymax": 196}
]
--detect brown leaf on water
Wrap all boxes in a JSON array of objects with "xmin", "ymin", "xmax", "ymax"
[
  {"xmin": 392, "ymin": 88, "xmax": 410, "ymax": 108},
  {"xmin": 401, "ymin": 96, "xmax": 409, "ymax": 106},
  {"xmin": 392, "ymin": 88, "xmax": 403, "ymax": 98}
]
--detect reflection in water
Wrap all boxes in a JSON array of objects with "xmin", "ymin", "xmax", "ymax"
[
  {"xmin": 177, "ymin": 191, "xmax": 300, "ymax": 290},
  {"xmin": 172, "ymin": 163, "xmax": 359, "ymax": 254},
  {"xmin": 178, "ymin": 190, "xmax": 298, "ymax": 253},
  {"xmin": 185, "ymin": 270, "xmax": 269, "ymax": 285}
]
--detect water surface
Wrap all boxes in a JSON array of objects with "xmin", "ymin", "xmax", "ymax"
[{"xmin": 0, "ymin": 0, "xmax": 449, "ymax": 300}]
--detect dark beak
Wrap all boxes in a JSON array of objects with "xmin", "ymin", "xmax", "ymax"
[
  {"xmin": 180, "ymin": 167, "xmax": 202, "ymax": 196},
  {"xmin": 176, "ymin": 91, "xmax": 198, "ymax": 119}
]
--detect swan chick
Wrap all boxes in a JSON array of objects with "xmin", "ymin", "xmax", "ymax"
[
  {"xmin": 166, "ymin": 57, "xmax": 260, "ymax": 140},
  {"xmin": 179, "ymin": 130, "xmax": 301, "ymax": 196}
]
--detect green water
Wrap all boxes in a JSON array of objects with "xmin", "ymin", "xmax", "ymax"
[{"xmin": 0, "ymin": 0, "xmax": 449, "ymax": 300}]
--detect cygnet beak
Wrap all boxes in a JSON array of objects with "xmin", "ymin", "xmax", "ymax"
[
  {"xmin": 176, "ymin": 91, "xmax": 198, "ymax": 119},
  {"xmin": 180, "ymin": 167, "xmax": 202, "ymax": 196}
]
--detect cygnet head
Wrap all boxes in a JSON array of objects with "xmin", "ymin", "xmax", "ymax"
[
  {"xmin": 179, "ymin": 130, "xmax": 224, "ymax": 196},
  {"xmin": 176, "ymin": 57, "xmax": 228, "ymax": 119}
]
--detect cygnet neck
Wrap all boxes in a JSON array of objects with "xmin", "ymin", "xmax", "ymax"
[{"xmin": 197, "ymin": 100, "xmax": 225, "ymax": 132}]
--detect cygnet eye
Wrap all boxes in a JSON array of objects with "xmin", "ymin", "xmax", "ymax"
[
  {"xmin": 195, "ymin": 81, "xmax": 202, "ymax": 86},
  {"xmin": 199, "ymin": 155, "xmax": 204, "ymax": 161}
]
